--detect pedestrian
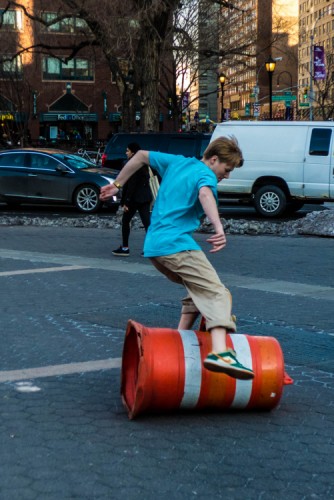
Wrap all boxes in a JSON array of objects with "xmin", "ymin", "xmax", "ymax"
[
  {"xmin": 100, "ymin": 136, "xmax": 254, "ymax": 380},
  {"xmin": 112, "ymin": 142, "xmax": 152, "ymax": 256}
]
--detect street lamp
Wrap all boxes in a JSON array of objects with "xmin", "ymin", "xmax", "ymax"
[
  {"xmin": 219, "ymin": 73, "xmax": 226, "ymax": 122},
  {"xmin": 265, "ymin": 56, "xmax": 276, "ymax": 120}
]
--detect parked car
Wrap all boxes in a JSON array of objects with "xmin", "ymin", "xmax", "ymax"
[
  {"xmin": 101, "ymin": 132, "xmax": 212, "ymax": 174},
  {"xmin": 0, "ymin": 148, "xmax": 118, "ymax": 213}
]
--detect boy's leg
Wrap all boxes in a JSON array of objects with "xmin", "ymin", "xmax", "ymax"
[
  {"xmin": 151, "ymin": 252, "xmax": 254, "ymax": 380},
  {"xmin": 178, "ymin": 311, "xmax": 199, "ymax": 330}
]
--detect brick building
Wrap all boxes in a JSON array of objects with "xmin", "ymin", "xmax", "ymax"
[{"xmin": 0, "ymin": 1, "xmax": 142, "ymax": 147}]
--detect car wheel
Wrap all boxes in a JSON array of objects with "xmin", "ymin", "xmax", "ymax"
[
  {"xmin": 74, "ymin": 185, "xmax": 102, "ymax": 213},
  {"xmin": 254, "ymin": 185, "xmax": 287, "ymax": 217}
]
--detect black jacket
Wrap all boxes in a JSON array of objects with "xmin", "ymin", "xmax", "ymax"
[{"xmin": 120, "ymin": 165, "xmax": 152, "ymax": 206}]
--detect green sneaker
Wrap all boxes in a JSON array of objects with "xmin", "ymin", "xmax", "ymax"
[{"xmin": 204, "ymin": 349, "xmax": 254, "ymax": 380}]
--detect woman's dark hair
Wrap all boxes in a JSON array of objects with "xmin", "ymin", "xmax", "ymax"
[{"xmin": 127, "ymin": 142, "xmax": 141, "ymax": 155}]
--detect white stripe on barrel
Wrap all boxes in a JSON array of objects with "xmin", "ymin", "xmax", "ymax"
[
  {"xmin": 178, "ymin": 330, "xmax": 202, "ymax": 408},
  {"xmin": 229, "ymin": 334, "xmax": 253, "ymax": 408}
]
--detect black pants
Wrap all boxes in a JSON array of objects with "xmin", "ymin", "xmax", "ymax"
[{"xmin": 122, "ymin": 201, "xmax": 151, "ymax": 247}]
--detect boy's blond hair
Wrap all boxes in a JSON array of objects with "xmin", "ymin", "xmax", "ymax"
[{"xmin": 203, "ymin": 136, "xmax": 243, "ymax": 168}]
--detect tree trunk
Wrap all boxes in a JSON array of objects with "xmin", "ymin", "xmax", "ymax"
[{"xmin": 134, "ymin": 34, "xmax": 161, "ymax": 131}]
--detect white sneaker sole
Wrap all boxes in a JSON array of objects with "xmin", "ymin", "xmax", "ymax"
[{"xmin": 203, "ymin": 359, "xmax": 254, "ymax": 380}]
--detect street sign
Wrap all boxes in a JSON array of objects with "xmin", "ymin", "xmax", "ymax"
[
  {"xmin": 272, "ymin": 95, "xmax": 297, "ymax": 101},
  {"xmin": 299, "ymin": 103, "xmax": 310, "ymax": 107}
]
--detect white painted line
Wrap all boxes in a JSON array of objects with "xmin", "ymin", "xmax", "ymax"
[
  {"xmin": 0, "ymin": 358, "xmax": 122, "ymax": 383},
  {"xmin": 0, "ymin": 265, "xmax": 89, "ymax": 277},
  {"xmin": 0, "ymin": 249, "xmax": 157, "ymax": 276},
  {"xmin": 179, "ymin": 329, "xmax": 202, "ymax": 409}
]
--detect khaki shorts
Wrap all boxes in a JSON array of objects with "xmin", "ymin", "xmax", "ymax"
[{"xmin": 150, "ymin": 250, "xmax": 236, "ymax": 332}]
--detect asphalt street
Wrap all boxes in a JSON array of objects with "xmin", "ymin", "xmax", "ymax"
[{"xmin": 0, "ymin": 224, "xmax": 334, "ymax": 499}]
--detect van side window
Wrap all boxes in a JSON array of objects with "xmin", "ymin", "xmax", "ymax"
[{"xmin": 309, "ymin": 128, "xmax": 332, "ymax": 156}]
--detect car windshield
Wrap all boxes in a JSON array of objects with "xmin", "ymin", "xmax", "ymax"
[{"xmin": 53, "ymin": 153, "xmax": 96, "ymax": 170}]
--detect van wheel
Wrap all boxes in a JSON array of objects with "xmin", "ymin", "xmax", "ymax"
[{"xmin": 254, "ymin": 185, "xmax": 287, "ymax": 217}]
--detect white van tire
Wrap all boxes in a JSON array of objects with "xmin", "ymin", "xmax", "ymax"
[{"xmin": 254, "ymin": 185, "xmax": 287, "ymax": 217}]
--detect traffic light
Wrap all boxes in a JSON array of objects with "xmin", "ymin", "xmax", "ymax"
[{"xmin": 303, "ymin": 87, "xmax": 309, "ymax": 99}]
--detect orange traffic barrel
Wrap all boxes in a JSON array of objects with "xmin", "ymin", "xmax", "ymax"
[{"xmin": 121, "ymin": 320, "xmax": 293, "ymax": 419}]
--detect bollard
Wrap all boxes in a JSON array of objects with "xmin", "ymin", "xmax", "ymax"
[{"xmin": 121, "ymin": 320, "xmax": 293, "ymax": 419}]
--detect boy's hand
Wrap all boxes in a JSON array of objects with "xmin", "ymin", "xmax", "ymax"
[
  {"xmin": 100, "ymin": 184, "xmax": 118, "ymax": 201},
  {"xmin": 206, "ymin": 230, "xmax": 227, "ymax": 253}
]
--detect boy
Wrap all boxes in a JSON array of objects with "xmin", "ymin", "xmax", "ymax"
[{"xmin": 100, "ymin": 136, "xmax": 254, "ymax": 380}]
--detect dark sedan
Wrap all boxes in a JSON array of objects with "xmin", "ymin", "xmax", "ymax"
[{"xmin": 0, "ymin": 148, "xmax": 118, "ymax": 213}]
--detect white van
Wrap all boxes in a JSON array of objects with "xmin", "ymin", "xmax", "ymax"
[{"xmin": 211, "ymin": 121, "xmax": 334, "ymax": 217}]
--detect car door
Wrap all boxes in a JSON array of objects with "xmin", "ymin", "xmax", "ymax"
[
  {"xmin": 26, "ymin": 153, "xmax": 70, "ymax": 202},
  {"xmin": 0, "ymin": 151, "xmax": 28, "ymax": 200}
]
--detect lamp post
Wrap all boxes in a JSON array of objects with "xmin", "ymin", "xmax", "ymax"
[
  {"xmin": 219, "ymin": 73, "xmax": 226, "ymax": 122},
  {"xmin": 265, "ymin": 56, "xmax": 276, "ymax": 120},
  {"xmin": 254, "ymin": 57, "xmax": 281, "ymax": 121}
]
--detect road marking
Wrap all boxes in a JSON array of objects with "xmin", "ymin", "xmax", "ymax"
[
  {"xmin": 0, "ymin": 249, "xmax": 157, "ymax": 276},
  {"xmin": 0, "ymin": 358, "xmax": 122, "ymax": 383},
  {"xmin": 0, "ymin": 265, "xmax": 89, "ymax": 276},
  {"xmin": 0, "ymin": 248, "xmax": 334, "ymax": 300},
  {"xmin": 223, "ymin": 273, "xmax": 334, "ymax": 301}
]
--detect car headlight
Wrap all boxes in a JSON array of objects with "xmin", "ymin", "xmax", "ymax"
[
  {"xmin": 101, "ymin": 176, "xmax": 118, "ymax": 202},
  {"xmin": 101, "ymin": 176, "xmax": 115, "ymax": 184}
]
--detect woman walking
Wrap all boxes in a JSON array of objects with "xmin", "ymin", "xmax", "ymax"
[{"xmin": 112, "ymin": 142, "xmax": 152, "ymax": 256}]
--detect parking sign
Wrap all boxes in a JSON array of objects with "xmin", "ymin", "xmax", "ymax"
[{"xmin": 253, "ymin": 103, "xmax": 260, "ymax": 117}]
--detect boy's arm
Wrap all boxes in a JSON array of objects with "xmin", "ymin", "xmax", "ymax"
[
  {"xmin": 198, "ymin": 186, "xmax": 227, "ymax": 253},
  {"xmin": 100, "ymin": 150, "xmax": 149, "ymax": 201}
]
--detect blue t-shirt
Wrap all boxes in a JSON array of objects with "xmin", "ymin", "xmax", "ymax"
[{"xmin": 143, "ymin": 151, "xmax": 218, "ymax": 257}]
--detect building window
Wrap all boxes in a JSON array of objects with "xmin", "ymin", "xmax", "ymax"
[
  {"xmin": 42, "ymin": 12, "xmax": 88, "ymax": 33},
  {"xmin": 42, "ymin": 57, "xmax": 94, "ymax": 81},
  {"xmin": 0, "ymin": 9, "xmax": 22, "ymax": 30},
  {"xmin": 0, "ymin": 56, "xmax": 22, "ymax": 79}
]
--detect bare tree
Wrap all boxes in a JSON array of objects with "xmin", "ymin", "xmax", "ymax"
[
  {"xmin": 3, "ymin": 0, "xmax": 297, "ymax": 132},
  {"xmin": 6, "ymin": 0, "xmax": 180, "ymax": 131}
]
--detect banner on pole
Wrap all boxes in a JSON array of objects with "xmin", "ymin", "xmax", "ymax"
[{"xmin": 313, "ymin": 46, "xmax": 326, "ymax": 80}]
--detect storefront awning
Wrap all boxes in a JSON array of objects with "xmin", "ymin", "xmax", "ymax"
[{"xmin": 40, "ymin": 113, "xmax": 98, "ymax": 122}]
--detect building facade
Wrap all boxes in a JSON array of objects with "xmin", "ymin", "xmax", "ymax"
[
  {"xmin": 218, "ymin": 0, "xmax": 299, "ymax": 121},
  {"xmin": 0, "ymin": 1, "xmax": 174, "ymax": 147},
  {"xmin": 298, "ymin": 0, "xmax": 334, "ymax": 120},
  {"xmin": 0, "ymin": 1, "xmax": 126, "ymax": 146}
]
